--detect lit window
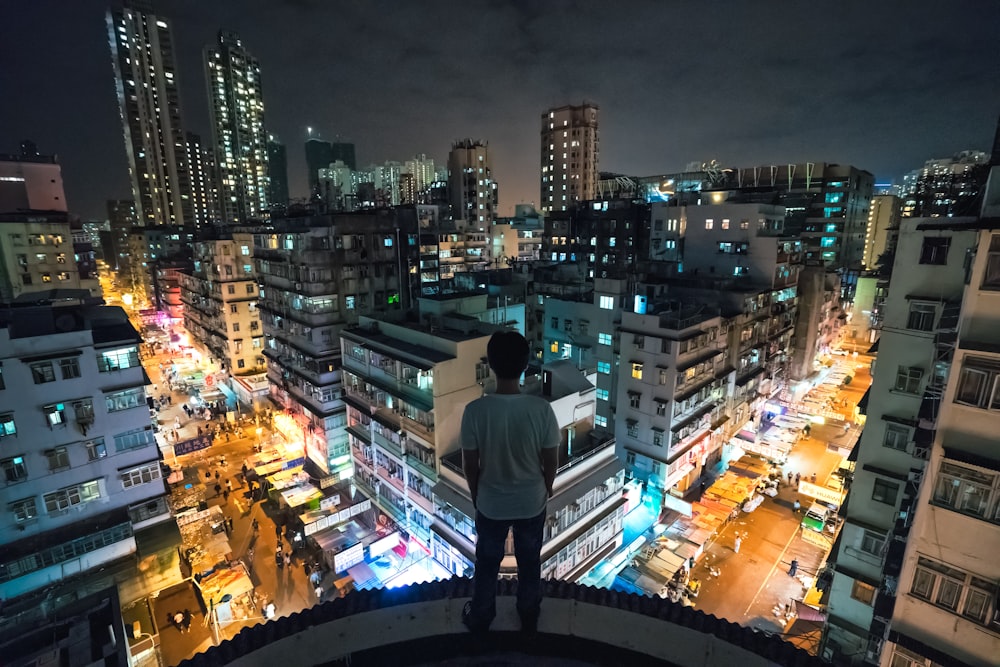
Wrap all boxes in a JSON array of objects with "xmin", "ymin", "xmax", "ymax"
[
  {"xmin": 599, "ymin": 295, "xmax": 614, "ymax": 309},
  {"xmin": 597, "ymin": 361, "xmax": 611, "ymax": 374},
  {"xmin": 705, "ymin": 219, "xmax": 713, "ymax": 230},
  {"xmin": 631, "ymin": 362, "xmax": 643, "ymax": 380},
  {"xmin": 595, "ymin": 415, "xmax": 607, "ymax": 427},
  {"xmin": 598, "ymin": 333, "xmax": 612, "ymax": 345}
]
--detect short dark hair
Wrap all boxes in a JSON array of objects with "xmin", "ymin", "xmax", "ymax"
[{"xmin": 487, "ymin": 330, "xmax": 529, "ymax": 380}]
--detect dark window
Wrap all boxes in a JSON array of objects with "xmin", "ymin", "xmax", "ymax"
[
  {"xmin": 919, "ymin": 237, "xmax": 950, "ymax": 265},
  {"xmin": 59, "ymin": 358, "xmax": 81, "ymax": 379},
  {"xmin": 31, "ymin": 362, "xmax": 55, "ymax": 384},
  {"xmin": 906, "ymin": 303, "xmax": 935, "ymax": 331},
  {"xmin": 873, "ymin": 478, "xmax": 900, "ymax": 505}
]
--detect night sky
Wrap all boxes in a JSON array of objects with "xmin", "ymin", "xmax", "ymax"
[{"xmin": 2, "ymin": 0, "xmax": 999, "ymax": 221}]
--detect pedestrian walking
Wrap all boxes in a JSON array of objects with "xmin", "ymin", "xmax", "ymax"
[
  {"xmin": 793, "ymin": 498, "xmax": 801, "ymax": 512},
  {"xmin": 225, "ymin": 516, "xmax": 234, "ymax": 533},
  {"xmin": 787, "ymin": 471, "xmax": 793, "ymax": 485},
  {"xmin": 214, "ymin": 483, "xmax": 222, "ymax": 497},
  {"xmin": 252, "ymin": 518, "xmax": 259, "ymax": 535},
  {"xmin": 788, "ymin": 559, "xmax": 799, "ymax": 577},
  {"xmin": 811, "ymin": 472, "xmax": 817, "ymax": 484},
  {"xmin": 310, "ymin": 570, "xmax": 321, "ymax": 587},
  {"xmin": 733, "ymin": 535, "xmax": 741, "ymax": 553},
  {"xmin": 215, "ymin": 470, "xmax": 221, "ymax": 482},
  {"xmin": 276, "ymin": 524, "xmax": 283, "ymax": 541},
  {"xmin": 223, "ymin": 489, "xmax": 230, "ymax": 503},
  {"xmin": 795, "ymin": 472, "xmax": 801, "ymax": 486},
  {"xmin": 314, "ymin": 584, "xmax": 324, "ymax": 600},
  {"xmin": 284, "ymin": 552, "xmax": 292, "ymax": 568},
  {"xmin": 225, "ymin": 479, "xmax": 233, "ymax": 493}
]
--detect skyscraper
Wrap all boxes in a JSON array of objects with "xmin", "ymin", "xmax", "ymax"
[
  {"xmin": 185, "ymin": 131, "xmax": 219, "ymax": 227},
  {"xmin": 541, "ymin": 103, "xmax": 599, "ymax": 214},
  {"xmin": 305, "ymin": 138, "xmax": 333, "ymax": 194},
  {"xmin": 266, "ymin": 136, "xmax": 289, "ymax": 211},
  {"xmin": 448, "ymin": 139, "xmax": 497, "ymax": 226},
  {"xmin": 107, "ymin": 1, "xmax": 192, "ymax": 227},
  {"xmin": 331, "ymin": 140, "xmax": 356, "ymax": 171},
  {"xmin": 205, "ymin": 31, "xmax": 269, "ymax": 223},
  {"xmin": 405, "ymin": 153, "xmax": 436, "ymax": 202}
]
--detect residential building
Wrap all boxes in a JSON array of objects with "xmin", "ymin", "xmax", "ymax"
[
  {"xmin": 205, "ymin": 31, "xmax": 269, "ymax": 223},
  {"xmin": 0, "ymin": 304, "xmax": 171, "ymax": 600},
  {"xmin": 0, "ymin": 213, "xmax": 103, "ymax": 303},
  {"xmin": 107, "ymin": 1, "xmax": 193, "ymax": 226},
  {"xmin": 105, "ymin": 199, "xmax": 136, "ymax": 273},
  {"xmin": 124, "ymin": 226, "xmax": 193, "ymax": 310},
  {"xmin": 876, "ymin": 220, "xmax": 1000, "ymax": 667},
  {"xmin": 415, "ymin": 205, "xmax": 490, "ymax": 295},
  {"xmin": 266, "ymin": 136, "xmax": 289, "ymax": 213},
  {"xmin": 541, "ymin": 104, "xmax": 599, "ymax": 214},
  {"xmin": 540, "ymin": 276, "xmax": 627, "ymax": 436},
  {"xmin": 180, "ymin": 230, "xmax": 265, "ymax": 383},
  {"xmin": 405, "ymin": 154, "xmax": 436, "ymax": 202},
  {"xmin": 491, "ymin": 204, "xmax": 544, "ymax": 265},
  {"xmin": 447, "ymin": 139, "xmax": 497, "ymax": 226},
  {"xmin": 544, "ymin": 198, "xmax": 651, "ymax": 279},
  {"xmin": 900, "ymin": 151, "xmax": 990, "ymax": 219},
  {"xmin": 340, "ymin": 309, "xmax": 626, "ymax": 582},
  {"xmin": 185, "ymin": 131, "xmax": 220, "ymax": 228},
  {"xmin": 704, "ymin": 163, "xmax": 874, "ymax": 273},
  {"xmin": 252, "ymin": 210, "xmax": 419, "ymax": 477},
  {"xmin": 863, "ymin": 195, "xmax": 901, "ymax": 270},
  {"xmin": 318, "ymin": 160, "xmax": 355, "ymax": 211},
  {"xmin": 0, "ymin": 141, "xmax": 66, "ymax": 213},
  {"xmin": 821, "ymin": 217, "xmax": 980, "ymax": 665}
]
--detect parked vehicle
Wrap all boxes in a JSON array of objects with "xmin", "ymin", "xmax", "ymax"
[{"xmin": 801, "ymin": 502, "xmax": 830, "ymax": 533}]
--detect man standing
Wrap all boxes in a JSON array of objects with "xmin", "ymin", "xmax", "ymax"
[
  {"xmin": 461, "ymin": 331, "xmax": 559, "ymax": 634},
  {"xmin": 733, "ymin": 535, "xmax": 742, "ymax": 553}
]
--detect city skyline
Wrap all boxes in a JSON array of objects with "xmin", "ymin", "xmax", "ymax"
[{"xmin": 1, "ymin": 0, "xmax": 999, "ymax": 221}]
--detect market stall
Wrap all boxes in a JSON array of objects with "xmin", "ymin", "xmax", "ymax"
[{"xmin": 177, "ymin": 506, "xmax": 232, "ymax": 576}]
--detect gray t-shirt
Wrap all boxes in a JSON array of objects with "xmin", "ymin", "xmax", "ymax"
[{"xmin": 461, "ymin": 393, "xmax": 560, "ymax": 520}]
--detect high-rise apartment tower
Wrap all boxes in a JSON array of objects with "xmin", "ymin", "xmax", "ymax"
[
  {"xmin": 205, "ymin": 31, "xmax": 269, "ymax": 223},
  {"xmin": 107, "ymin": 1, "xmax": 192, "ymax": 226},
  {"xmin": 541, "ymin": 104, "xmax": 599, "ymax": 214}
]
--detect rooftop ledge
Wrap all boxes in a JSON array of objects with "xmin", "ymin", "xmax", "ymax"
[{"xmin": 179, "ymin": 578, "xmax": 822, "ymax": 667}]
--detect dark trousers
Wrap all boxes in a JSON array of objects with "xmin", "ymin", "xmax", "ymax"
[{"xmin": 469, "ymin": 508, "xmax": 546, "ymax": 624}]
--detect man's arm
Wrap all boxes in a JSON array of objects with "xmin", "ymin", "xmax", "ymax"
[
  {"xmin": 541, "ymin": 447, "xmax": 557, "ymax": 498},
  {"xmin": 463, "ymin": 448, "xmax": 481, "ymax": 509}
]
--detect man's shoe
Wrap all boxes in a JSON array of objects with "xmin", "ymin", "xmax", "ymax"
[
  {"xmin": 518, "ymin": 608, "xmax": 539, "ymax": 634},
  {"xmin": 462, "ymin": 601, "xmax": 490, "ymax": 633}
]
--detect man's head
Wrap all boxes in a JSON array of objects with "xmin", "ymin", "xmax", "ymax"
[{"xmin": 487, "ymin": 330, "xmax": 529, "ymax": 380}]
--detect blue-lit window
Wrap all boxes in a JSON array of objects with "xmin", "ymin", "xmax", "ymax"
[
  {"xmin": 595, "ymin": 415, "xmax": 608, "ymax": 427},
  {"xmin": 824, "ymin": 207, "xmax": 843, "ymax": 218},
  {"xmin": 598, "ymin": 361, "xmax": 611, "ymax": 374},
  {"xmin": 825, "ymin": 192, "xmax": 844, "ymax": 204},
  {"xmin": 596, "ymin": 388, "xmax": 609, "ymax": 401},
  {"xmin": 821, "ymin": 237, "xmax": 837, "ymax": 248},
  {"xmin": 825, "ymin": 223, "xmax": 837, "ymax": 233},
  {"xmin": 822, "ymin": 251, "xmax": 836, "ymax": 261},
  {"xmin": 598, "ymin": 333, "xmax": 612, "ymax": 345}
]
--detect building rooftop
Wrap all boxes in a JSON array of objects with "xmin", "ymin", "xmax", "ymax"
[
  {"xmin": 177, "ymin": 579, "xmax": 823, "ymax": 667},
  {"xmin": 914, "ymin": 216, "xmax": 1000, "ymax": 232},
  {"xmin": 0, "ymin": 303, "xmax": 140, "ymax": 342}
]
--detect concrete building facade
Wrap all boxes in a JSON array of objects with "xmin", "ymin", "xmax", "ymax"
[
  {"xmin": 205, "ymin": 31, "xmax": 269, "ymax": 224},
  {"xmin": 253, "ymin": 210, "xmax": 419, "ymax": 477},
  {"xmin": 541, "ymin": 104, "xmax": 599, "ymax": 214},
  {"xmin": 107, "ymin": 2, "xmax": 193, "ymax": 227},
  {"xmin": 180, "ymin": 231, "xmax": 265, "ymax": 381},
  {"xmin": 822, "ymin": 217, "xmax": 980, "ymax": 665},
  {"xmin": 863, "ymin": 195, "xmax": 901, "ymax": 271},
  {"xmin": 0, "ymin": 305, "xmax": 171, "ymax": 600},
  {"xmin": 448, "ymin": 140, "xmax": 497, "ymax": 227}
]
